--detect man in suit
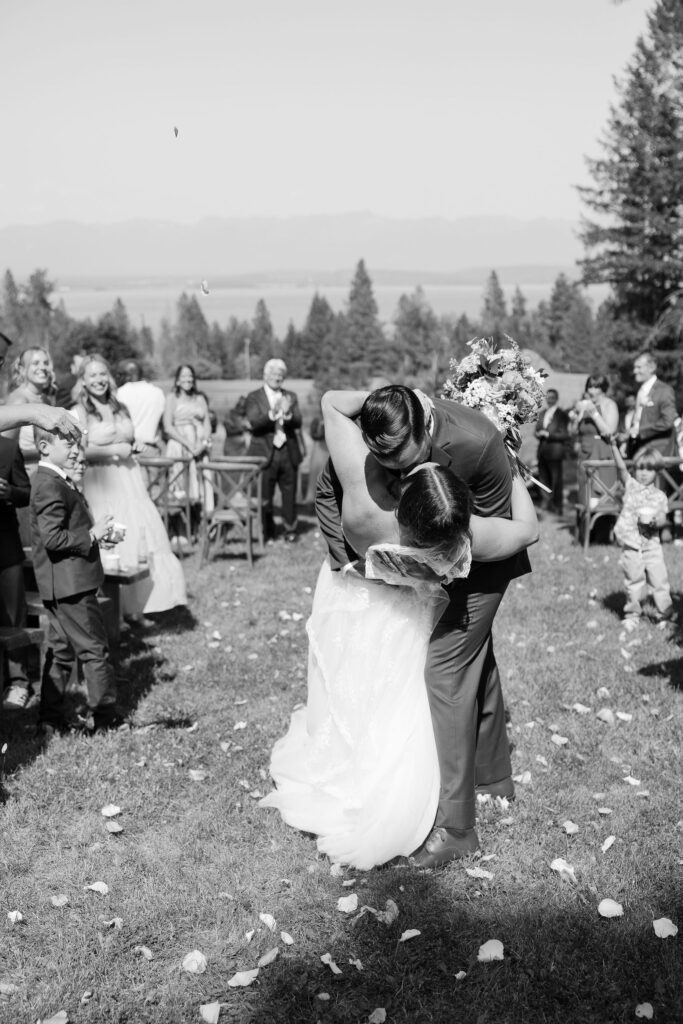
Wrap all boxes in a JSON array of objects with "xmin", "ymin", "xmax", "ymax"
[
  {"xmin": 535, "ymin": 388, "xmax": 569, "ymax": 514},
  {"xmin": 316, "ymin": 385, "xmax": 531, "ymax": 866},
  {"xmin": 628, "ymin": 351, "xmax": 678, "ymax": 458},
  {"xmin": 0, "ymin": 434, "xmax": 31, "ymax": 710},
  {"xmin": 246, "ymin": 359, "xmax": 303, "ymax": 543},
  {"xmin": 30, "ymin": 425, "xmax": 118, "ymax": 734}
]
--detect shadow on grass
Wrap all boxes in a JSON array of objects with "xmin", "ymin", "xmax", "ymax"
[
  {"xmin": 232, "ymin": 878, "xmax": 682, "ymax": 1024},
  {"xmin": 639, "ymin": 656, "xmax": 683, "ymax": 692}
]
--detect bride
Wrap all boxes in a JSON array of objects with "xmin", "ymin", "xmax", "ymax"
[{"xmin": 260, "ymin": 390, "xmax": 538, "ymax": 870}]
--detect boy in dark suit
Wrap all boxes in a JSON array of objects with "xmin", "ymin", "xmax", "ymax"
[
  {"xmin": 535, "ymin": 388, "xmax": 570, "ymax": 514},
  {"xmin": 30, "ymin": 425, "xmax": 119, "ymax": 735}
]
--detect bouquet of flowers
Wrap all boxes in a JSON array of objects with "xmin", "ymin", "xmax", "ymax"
[{"xmin": 441, "ymin": 335, "xmax": 548, "ymax": 479}]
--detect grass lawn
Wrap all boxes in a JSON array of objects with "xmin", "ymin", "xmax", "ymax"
[{"xmin": 1, "ymin": 515, "xmax": 681, "ymax": 1024}]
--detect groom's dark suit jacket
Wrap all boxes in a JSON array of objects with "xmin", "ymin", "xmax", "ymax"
[{"xmin": 315, "ymin": 396, "xmax": 531, "ymax": 586}]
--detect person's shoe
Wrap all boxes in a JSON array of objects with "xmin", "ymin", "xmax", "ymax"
[
  {"xmin": 410, "ymin": 827, "xmax": 480, "ymax": 868},
  {"xmin": 2, "ymin": 685, "xmax": 30, "ymax": 711},
  {"xmin": 475, "ymin": 776, "xmax": 516, "ymax": 801}
]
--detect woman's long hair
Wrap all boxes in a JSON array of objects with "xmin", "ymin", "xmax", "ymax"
[
  {"xmin": 396, "ymin": 464, "xmax": 472, "ymax": 558},
  {"xmin": 75, "ymin": 354, "xmax": 128, "ymax": 422},
  {"xmin": 9, "ymin": 346, "xmax": 56, "ymax": 396},
  {"xmin": 173, "ymin": 364, "xmax": 198, "ymax": 396}
]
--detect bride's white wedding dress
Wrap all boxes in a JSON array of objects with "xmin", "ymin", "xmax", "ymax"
[{"xmin": 260, "ymin": 541, "xmax": 471, "ymax": 870}]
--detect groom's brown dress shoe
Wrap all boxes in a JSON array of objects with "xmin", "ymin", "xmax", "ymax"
[
  {"xmin": 410, "ymin": 827, "xmax": 480, "ymax": 868},
  {"xmin": 475, "ymin": 776, "xmax": 516, "ymax": 801}
]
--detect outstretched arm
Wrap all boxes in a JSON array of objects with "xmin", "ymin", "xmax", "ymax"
[
  {"xmin": 470, "ymin": 475, "xmax": 539, "ymax": 561},
  {"xmin": 320, "ymin": 390, "xmax": 370, "ymax": 490}
]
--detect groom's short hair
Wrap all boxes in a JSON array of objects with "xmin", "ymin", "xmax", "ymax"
[{"xmin": 360, "ymin": 385, "xmax": 425, "ymax": 458}]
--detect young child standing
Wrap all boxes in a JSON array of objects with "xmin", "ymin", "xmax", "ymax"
[
  {"xmin": 609, "ymin": 438, "xmax": 673, "ymax": 627},
  {"xmin": 30, "ymin": 426, "xmax": 120, "ymax": 734}
]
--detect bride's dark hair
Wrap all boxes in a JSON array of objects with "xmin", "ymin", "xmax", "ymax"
[{"xmin": 396, "ymin": 464, "xmax": 472, "ymax": 557}]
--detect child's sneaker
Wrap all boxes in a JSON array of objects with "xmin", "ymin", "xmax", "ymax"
[{"xmin": 2, "ymin": 685, "xmax": 30, "ymax": 711}]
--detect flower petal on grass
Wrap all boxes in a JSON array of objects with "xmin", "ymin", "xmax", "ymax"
[
  {"xmin": 512, "ymin": 771, "xmax": 532, "ymax": 785},
  {"xmin": 596, "ymin": 686, "xmax": 610, "ymax": 699},
  {"xmin": 337, "ymin": 894, "xmax": 358, "ymax": 913},
  {"xmin": 259, "ymin": 913, "xmax": 276, "ymax": 931},
  {"xmin": 100, "ymin": 917, "xmax": 123, "ymax": 929},
  {"xmin": 623, "ymin": 775, "xmax": 641, "ymax": 786},
  {"xmin": 601, "ymin": 836, "xmax": 616, "ymax": 853},
  {"xmin": 616, "ymin": 712, "xmax": 633, "ymax": 722},
  {"xmin": 105, "ymin": 821, "xmax": 124, "ymax": 834},
  {"xmin": 598, "ymin": 807, "xmax": 613, "ymax": 816},
  {"xmin": 596, "ymin": 708, "xmax": 615, "ymax": 726},
  {"xmin": 258, "ymin": 947, "xmax": 279, "ymax": 968},
  {"xmin": 321, "ymin": 953, "xmax": 342, "ymax": 974},
  {"xmin": 200, "ymin": 1002, "xmax": 221, "ymax": 1023},
  {"xmin": 598, "ymin": 898, "xmax": 623, "ymax": 918},
  {"xmin": 652, "ymin": 917, "xmax": 678, "ymax": 938},
  {"xmin": 455, "ymin": 970, "xmax": 467, "ymax": 980},
  {"xmin": 100, "ymin": 804, "xmax": 121, "ymax": 817},
  {"xmin": 182, "ymin": 950, "xmax": 207, "ymax": 974},
  {"xmin": 135, "ymin": 945, "xmax": 153, "ymax": 960},
  {"xmin": 572, "ymin": 703, "xmax": 591, "ymax": 714},
  {"xmin": 551, "ymin": 734, "xmax": 568, "ymax": 746},
  {"xmin": 84, "ymin": 882, "xmax": 109, "ymax": 895},
  {"xmin": 228, "ymin": 969, "xmax": 259, "ymax": 987},
  {"xmin": 550, "ymin": 858, "xmax": 577, "ymax": 884},
  {"xmin": 244, "ymin": 930, "xmax": 254, "ymax": 943},
  {"xmin": 280, "ymin": 931, "xmax": 294, "ymax": 945},
  {"xmin": 466, "ymin": 867, "xmax": 493, "ymax": 880},
  {"xmin": 399, "ymin": 929, "xmax": 421, "ymax": 942},
  {"xmin": 342, "ymin": 878, "xmax": 356, "ymax": 887},
  {"xmin": 349, "ymin": 958, "xmax": 363, "ymax": 971},
  {"xmin": 234, "ymin": 721, "xmax": 247, "ymax": 731},
  {"xmin": 330, "ymin": 863, "xmax": 344, "ymax": 877},
  {"xmin": 39, "ymin": 1013, "xmax": 68, "ymax": 1024},
  {"xmin": 188, "ymin": 769, "xmax": 207, "ymax": 782},
  {"xmin": 0, "ymin": 982, "xmax": 19, "ymax": 996},
  {"xmin": 50, "ymin": 895, "xmax": 69, "ymax": 908},
  {"xmin": 477, "ymin": 939, "xmax": 504, "ymax": 962},
  {"xmin": 317, "ymin": 993, "xmax": 330, "ymax": 1001},
  {"xmin": 7, "ymin": 911, "xmax": 23, "ymax": 924},
  {"xmin": 563, "ymin": 821, "xmax": 579, "ymax": 835},
  {"xmin": 635, "ymin": 1004, "xmax": 653, "ymax": 1019},
  {"xmin": 369, "ymin": 1011, "xmax": 387, "ymax": 1024},
  {"xmin": 376, "ymin": 899, "xmax": 399, "ymax": 925}
]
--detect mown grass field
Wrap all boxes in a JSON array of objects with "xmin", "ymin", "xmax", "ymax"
[{"xmin": 1, "ymin": 514, "xmax": 682, "ymax": 1024}]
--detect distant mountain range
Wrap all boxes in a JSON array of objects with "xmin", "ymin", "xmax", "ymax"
[{"xmin": 1, "ymin": 212, "xmax": 582, "ymax": 281}]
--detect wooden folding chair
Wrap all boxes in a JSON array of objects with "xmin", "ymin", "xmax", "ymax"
[
  {"xmin": 137, "ymin": 455, "xmax": 194, "ymax": 543},
  {"xmin": 203, "ymin": 455, "xmax": 266, "ymax": 554},
  {"xmin": 198, "ymin": 459, "xmax": 265, "ymax": 567}
]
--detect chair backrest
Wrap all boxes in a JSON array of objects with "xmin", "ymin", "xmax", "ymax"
[
  {"xmin": 137, "ymin": 455, "xmax": 191, "ymax": 507},
  {"xmin": 200, "ymin": 458, "xmax": 265, "ymax": 513}
]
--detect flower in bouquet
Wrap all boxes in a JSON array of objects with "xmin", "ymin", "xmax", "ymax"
[{"xmin": 442, "ymin": 335, "xmax": 548, "ymax": 475}]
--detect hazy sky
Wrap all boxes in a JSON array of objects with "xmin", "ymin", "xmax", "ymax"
[{"xmin": 2, "ymin": 0, "xmax": 654, "ymax": 228}]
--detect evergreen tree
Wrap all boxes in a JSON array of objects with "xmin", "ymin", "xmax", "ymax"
[
  {"xmin": 298, "ymin": 293, "xmax": 336, "ymax": 377},
  {"xmin": 579, "ymin": 0, "xmax": 683, "ymax": 398},
  {"xmin": 314, "ymin": 312, "xmax": 349, "ymax": 393},
  {"xmin": 480, "ymin": 270, "xmax": 508, "ymax": 338},
  {"xmin": 224, "ymin": 316, "xmax": 251, "ymax": 379},
  {"xmin": 249, "ymin": 299, "xmax": 277, "ymax": 374},
  {"xmin": 345, "ymin": 260, "xmax": 385, "ymax": 384},
  {"xmin": 281, "ymin": 321, "xmax": 303, "ymax": 376},
  {"xmin": 508, "ymin": 287, "xmax": 532, "ymax": 347},
  {"xmin": 392, "ymin": 287, "xmax": 444, "ymax": 387}
]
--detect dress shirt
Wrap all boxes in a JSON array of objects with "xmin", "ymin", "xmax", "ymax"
[
  {"xmin": 264, "ymin": 383, "xmax": 287, "ymax": 449},
  {"xmin": 631, "ymin": 375, "xmax": 657, "ymax": 437},
  {"xmin": 117, "ymin": 381, "xmax": 166, "ymax": 445},
  {"xmin": 38, "ymin": 459, "xmax": 71, "ymax": 483},
  {"xmin": 543, "ymin": 407, "xmax": 555, "ymax": 431}
]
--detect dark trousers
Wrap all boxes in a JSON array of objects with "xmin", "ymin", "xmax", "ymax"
[
  {"xmin": 40, "ymin": 590, "xmax": 116, "ymax": 725},
  {"xmin": 262, "ymin": 447, "xmax": 298, "ymax": 536},
  {"xmin": 537, "ymin": 453, "xmax": 564, "ymax": 512},
  {"xmin": 0, "ymin": 562, "xmax": 29, "ymax": 688},
  {"xmin": 426, "ymin": 581, "xmax": 511, "ymax": 831}
]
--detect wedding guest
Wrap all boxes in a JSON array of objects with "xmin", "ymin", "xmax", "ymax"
[
  {"xmin": 30, "ymin": 423, "xmax": 119, "ymax": 735},
  {"xmin": 608, "ymin": 438, "xmax": 673, "ymax": 628},
  {"xmin": 0, "ymin": 433, "xmax": 31, "ymax": 712},
  {"xmin": 246, "ymin": 359, "xmax": 303, "ymax": 543},
  {"xmin": 5, "ymin": 346, "xmax": 56, "ymax": 466},
  {"xmin": 75, "ymin": 355, "xmax": 187, "ymax": 621},
  {"xmin": 116, "ymin": 360, "xmax": 166, "ymax": 456},
  {"xmin": 535, "ymin": 388, "xmax": 569, "ymax": 515},
  {"xmin": 627, "ymin": 351, "xmax": 678, "ymax": 458},
  {"xmin": 0, "ymin": 332, "xmax": 80, "ymax": 441},
  {"xmin": 54, "ymin": 352, "xmax": 86, "ymax": 409},
  {"xmin": 163, "ymin": 364, "xmax": 212, "ymax": 543}
]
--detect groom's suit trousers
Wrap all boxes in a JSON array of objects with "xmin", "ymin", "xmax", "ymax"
[{"xmin": 427, "ymin": 580, "xmax": 510, "ymax": 831}]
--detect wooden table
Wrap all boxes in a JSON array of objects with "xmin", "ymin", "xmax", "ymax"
[{"xmin": 101, "ymin": 565, "xmax": 151, "ymax": 645}]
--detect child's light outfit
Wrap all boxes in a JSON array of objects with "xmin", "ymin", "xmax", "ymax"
[{"xmin": 614, "ymin": 476, "xmax": 672, "ymax": 620}]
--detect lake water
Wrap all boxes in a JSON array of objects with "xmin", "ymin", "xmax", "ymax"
[{"xmin": 55, "ymin": 280, "xmax": 609, "ymax": 336}]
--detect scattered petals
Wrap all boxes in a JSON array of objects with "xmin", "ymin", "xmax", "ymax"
[
  {"xmin": 39, "ymin": 1013, "xmax": 68, "ymax": 1024},
  {"xmin": 477, "ymin": 939, "xmax": 504, "ymax": 962},
  {"xmin": 182, "ymin": 950, "xmax": 207, "ymax": 974},
  {"xmin": 623, "ymin": 775, "xmax": 641, "ymax": 786},
  {"xmin": 228, "ymin": 968, "xmax": 259, "ymax": 987},
  {"xmin": 349, "ymin": 958, "xmax": 363, "ymax": 971},
  {"xmin": 234, "ymin": 722, "xmax": 247, "ymax": 731},
  {"xmin": 601, "ymin": 836, "xmax": 616, "ymax": 853},
  {"xmin": 7, "ymin": 911, "xmax": 23, "ymax": 924},
  {"xmin": 100, "ymin": 804, "xmax": 121, "ymax": 818},
  {"xmin": 258, "ymin": 947, "xmax": 279, "ymax": 968},
  {"xmin": 279, "ymin": 931, "xmax": 294, "ymax": 945},
  {"xmin": 551, "ymin": 734, "xmax": 568, "ymax": 746},
  {"xmin": 342, "ymin": 878, "xmax": 356, "ymax": 887},
  {"xmin": 466, "ymin": 867, "xmax": 493, "ymax": 880},
  {"xmin": 369, "ymin": 1011, "xmax": 387, "ymax": 1024},
  {"xmin": 455, "ymin": 970, "xmax": 467, "ymax": 980},
  {"xmin": 598, "ymin": 807, "xmax": 613, "ymax": 816},
  {"xmin": 536, "ymin": 755, "xmax": 548, "ymax": 767},
  {"xmin": 572, "ymin": 702, "xmax": 591, "ymax": 714},
  {"xmin": 100, "ymin": 917, "xmax": 123, "ymax": 929},
  {"xmin": 596, "ymin": 686, "xmax": 610, "ymax": 699},
  {"xmin": 105, "ymin": 821, "xmax": 124, "ymax": 834},
  {"xmin": 200, "ymin": 1002, "xmax": 221, "ymax": 1024},
  {"xmin": 330, "ymin": 863, "xmax": 344, "ymax": 877},
  {"xmin": 399, "ymin": 929, "xmax": 421, "ymax": 942},
  {"xmin": 596, "ymin": 708, "xmax": 615, "ymax": 726},
  {"xmin": 616, "ymin": 712, "xmax": 633, "ymax": 722},
  {"xmin": 259, "ymin": 913, "xmax": 276, "ymax": 931},
  {"xmin": 635, "ymin": 1004, "xmax": 653, "ymax": 1019},
  {"xmin": 317, "ymin": 993, "xmax": 330, "ymax": 1001},
  {"xmin": 563, "ymin": 821, "xmax": 579, "ymax": 836},
  {"xmin": 80, "ymin": 991, "xmax": 93, "ymax": 1004},
  {"xmin": 135, "ymin": 945, "xmax": 153, "ymax": 960},
  {"xmin": 653, "ymin": 917, "xmax": 678, "ymax": 938},
  {"xmin": 376, "ymin": 899, "xmax": 399, "ymax": 925},
  {"xmin": 51, "ymin": 895, "xmax": 69, "ymax": 908},
  {"xmin": 337, "ymin": 894, "xmax": 358, "ymax": 913},
  {"xmin": 512, "ymin": 771, "xmax": 532, "ymax": 785},
  {"xmin": 550, "ymin": 858, "xmax": 577, "ymax": 884},
  {"xmin": 598, "ymin": 898, "xmax": 623, "ymax": 918},
  {"xmin": 244, "ymin": 930, "xmax": 254, "ymax": 943},
  {"xmin": 84, "ymin": 882, "xmax": 109, "ymax": 895},
  {"xmin": 321, "ymin": 953, "xmax": 342, "ymax": 975},
  {"xmin": 188, "ymin": 769, "xmax": 207, "ymax": 782}
]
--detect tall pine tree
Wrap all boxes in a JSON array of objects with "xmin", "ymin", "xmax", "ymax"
[{"xmin": 345, "ymin": 260, "xmax": 385, "ymax": 385}]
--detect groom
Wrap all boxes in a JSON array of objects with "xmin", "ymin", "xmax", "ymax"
[{"xmin": 316, "ymin": 384, "xmax": 531, "ymax": 866}]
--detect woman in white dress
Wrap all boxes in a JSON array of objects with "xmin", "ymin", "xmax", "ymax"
[
  {"xmin": 74, "ymin": 355, "xmax": 187, "ymax": 620},
  {"xmin": 260, "ymin": 390, "xmax": 538, "ymax": 870}
]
